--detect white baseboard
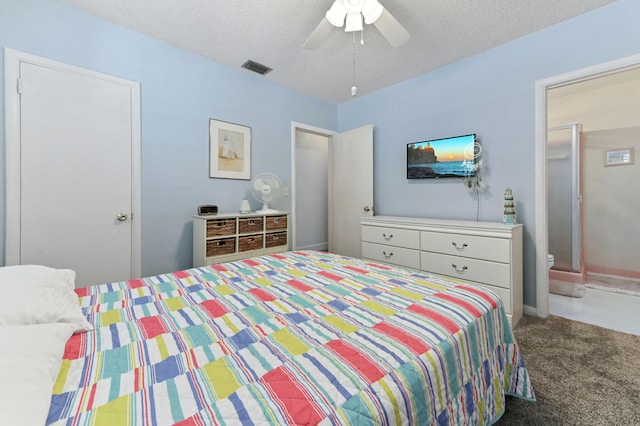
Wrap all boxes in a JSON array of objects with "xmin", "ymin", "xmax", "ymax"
[
  {"xmin": 295, "ymin": 243, "xmax": 328, "ymax": 251},
  {"xmin": 523, "ymin": 304, "xmax": 542, "ymax": 318}
]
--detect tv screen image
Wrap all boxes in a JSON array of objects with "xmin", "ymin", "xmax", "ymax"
[{"xmin": 407, "ymin": 134, "xmax": 477, "ymax": 179}]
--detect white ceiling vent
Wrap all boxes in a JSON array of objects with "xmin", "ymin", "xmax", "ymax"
[{"xmin": 241, "ymin": 60, "xmax": 273, "ymax": 76}]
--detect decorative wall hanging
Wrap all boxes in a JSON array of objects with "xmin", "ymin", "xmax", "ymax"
[
  {"xmin": 462, "ymin": 141, "xmax": 486, "ymax": 192},
  {"xmin": 209, "ymin": 119, "xmax": 251, "ymax": 180}
]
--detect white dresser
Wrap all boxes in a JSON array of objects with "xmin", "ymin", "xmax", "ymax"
[{"xmin": 361, "ymin": 216, "xmax": 523, "ymax": 326}]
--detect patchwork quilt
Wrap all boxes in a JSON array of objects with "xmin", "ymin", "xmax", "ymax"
[{"xmin": 47, "ymin": 250, "xmax": 534, "ymax": 425}]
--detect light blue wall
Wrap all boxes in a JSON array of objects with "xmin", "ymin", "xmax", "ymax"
[
  {"xmin": 0, "ymin": 0, "xmax": 337, "ymax": 276},
  {"xmin": 337, "ymin": 0, "xmax": 640, "ymax": 307},
  {"xmin": 2, "ymin": 0, "xmax": 639, "ymax": 308}
]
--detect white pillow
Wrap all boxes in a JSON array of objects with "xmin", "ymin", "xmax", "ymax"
[
  {"xmin": 0, "ymin": 322, "xmax": 77, "ymax": 426},
  {"xmin": 0, "ymin": 265, "xmax": 93, "ymax": 333}
]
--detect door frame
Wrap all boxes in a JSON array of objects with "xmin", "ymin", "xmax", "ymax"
[
  {"xmin": 290, "ymin": 122, "xmax": 335, "ymax": 251},
  {"xmin": 534, "ymin": 52, "xmax": 640, "ymax": 318},
  {"xmin": 3, "ymin": 48, "xmax": 142, "ymax": 278}
]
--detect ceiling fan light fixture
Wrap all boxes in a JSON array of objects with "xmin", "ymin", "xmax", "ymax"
[
  {"xmin": 326, "ymin": 1, "xmax": 346, "ymax": 27},
  {"xmin": 362, "ymin": 0, "xmax": 383, "ymax": 24},
  {"xmin": 344, "ymin": 0, "xmax": 364, "ymax": 14},
  {"xmin": 305, "ymin": 0, "xmax": 410, "ymax": 50},
  {"xmin": 345, "ymin": 13, "xmax": 363, "ymax": 32}
]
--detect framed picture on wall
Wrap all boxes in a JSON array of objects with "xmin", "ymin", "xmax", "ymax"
[{"xmin": 209, "ymin": 119, "xmax": 251, "ymax": 180}]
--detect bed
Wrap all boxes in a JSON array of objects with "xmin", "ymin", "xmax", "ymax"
[{"xmin": 1, "ymin": 250, "xmax": 534, "ymax": 425}]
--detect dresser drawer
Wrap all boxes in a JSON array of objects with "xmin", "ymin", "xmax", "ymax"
[
  {"xmin": 266, "ymin": 215, "xmax": 288, "ymax": 231},
  {"xmin": 421, "ymin": 251, "xmax": 511, "ymax": 289},
  {"xmin": 265, "ymin": 231, "xmax": 287, "ymax": 248},
  {"xmin": 206, "ymin": 218, "xmax": 236, "ymax": 237},
  {"xmin": 206, "ymin": 237, "xmax": 236, "ymax": 257},
  {"xmin": 238, "ymin": 234, "xmax": 263, "ymax": 252},
  {"xmin": 362, "ymin": 225, "xmax": 420, "ymax": 249},
  {"xmin": 467, "ymin": 282, "xmax": 512, "ymax": 314},
  {"xmin": 421, "ymin": 231, "xmax": 511, "ymax": 263},
  {"xmin": 238, "ymin": 217, "xmax": 263, "ymax": 234},
  {"xmin": 362, "ymin": 242, "xmax": 420, "ymax": 269}
]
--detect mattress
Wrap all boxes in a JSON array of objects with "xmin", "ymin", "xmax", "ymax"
[{"xmin": 47, "ymin": 250, "xmax": 534, "ymax": 425}]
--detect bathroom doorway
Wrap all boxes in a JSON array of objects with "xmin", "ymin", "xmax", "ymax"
[
  {"xmin": 546, "ymin": 67, "xmax": 640, "ymax": 296},
  {"xmin": 535, "ymin": 54, "xmax": 640, "ymax": 318}
]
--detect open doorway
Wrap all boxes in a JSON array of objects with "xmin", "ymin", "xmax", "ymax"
[
  {"xmin": 534, "ymin": 53, "xmax": 640, "ymax": 318},
  {"xmin": 290, "ymin": 122, "xmax": 374, "ymax": 258},
  {"xmin": 293, "ymin": 127, "xmax": 330, "ymax": 251},
  {"xmin": 547, "ymin": 70, "xmax": 640, "ymax": 298},
  {"xmin": 291, "ymin": 123, "xmax": 334, "ymax": 252}
]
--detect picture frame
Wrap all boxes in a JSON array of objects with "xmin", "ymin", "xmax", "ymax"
[{"xmin": 209, "ymin": 119, "xmax": 251, "ymax": 180}]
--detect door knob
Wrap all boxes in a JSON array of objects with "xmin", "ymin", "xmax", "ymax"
[{"xmin": 117, "ymin": 213, "xmax": 128, "ymax": 221}]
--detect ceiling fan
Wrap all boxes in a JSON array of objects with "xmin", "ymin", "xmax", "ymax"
[{"xmin": 304, "ymin": 0, "xmax": 410, "ymax": 49}]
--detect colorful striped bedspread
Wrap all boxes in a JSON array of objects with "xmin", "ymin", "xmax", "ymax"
[{"xmin": 47, "ymin": 250, "xmax": 534, "ymax": 425}]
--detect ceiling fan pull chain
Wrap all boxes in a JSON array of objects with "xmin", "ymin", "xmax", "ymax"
[{"xmin": 351, "ymin": 32, "xmax": 358, "ymax": 97}]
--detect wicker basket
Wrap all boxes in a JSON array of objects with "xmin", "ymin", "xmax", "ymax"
[
  {"xmin": 206, "ymin": 219, "xmax": 236, "ymax": 237},
  {"xmin": 238, "ymin": 234, "xmax": 263, "ymax": 252},
  {"xmin": 265, "ymin": 215, "xmax": 287, "ymax": 231},
  {"xmin": 238, "ymin": 217, "xmax": 263, "ymax": 234},
  {"xmin": 206, "ymin": 237, "xmax": 236, "ymax": 256},
  {"xmin": 265, "ymin": 232, "xmax": 287, "ymax": 248}
]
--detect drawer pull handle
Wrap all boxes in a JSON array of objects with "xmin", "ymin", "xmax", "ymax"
[
  {"xmin": 451, "ymin": 263, "xmax": 468, "ymax": 273},
  {"xmin": 451, "ymin": 242, "xmax": 468, "ymax": 250},
  {"xmin": 382, "ymin": 233, "xmax": 393, "ymax": 240},
  {"xmin": 383, "ymin": 251, "xmax": 394, "ymax": 258}
]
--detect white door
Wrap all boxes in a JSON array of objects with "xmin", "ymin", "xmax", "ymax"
[
  {"xmin": 4, "ymin": 49, "xmax": 141, "ymax": 286},
  {"xmin": 329, "ymin": 125, "xmax": 374, "ymax": 257}
]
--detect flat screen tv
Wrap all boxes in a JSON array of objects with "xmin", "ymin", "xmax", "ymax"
[{"xmin": 407, "ymin": 133, "xmax": 476, "ymax": 179}]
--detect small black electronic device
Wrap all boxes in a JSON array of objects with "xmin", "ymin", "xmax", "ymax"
[{"xmin": 198, "ymin": 205, "xmax": 218, "ymax": 216}]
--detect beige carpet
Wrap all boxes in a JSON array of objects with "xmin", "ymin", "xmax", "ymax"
[{"xmin": 496, "ymin": 315, "xmax": 640, "ymax": 425}]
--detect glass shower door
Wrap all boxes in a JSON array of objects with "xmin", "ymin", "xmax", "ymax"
[{"xmin": 547, "ymin": 124, "xmax": 581, "ymax": 272}]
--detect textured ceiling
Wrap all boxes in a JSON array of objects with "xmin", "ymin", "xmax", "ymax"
[{"xmin": 61, "ymin": 0, "xmax": 617, "ymax": 104}]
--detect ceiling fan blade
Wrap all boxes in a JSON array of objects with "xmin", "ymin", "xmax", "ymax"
[
  {"xmin": 373, "ymin": 7, "xmax": 410, "ymax": 47},
  {"xmin": 303, "ymin": 17, "xmax": 334, "ymax": 50}
]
